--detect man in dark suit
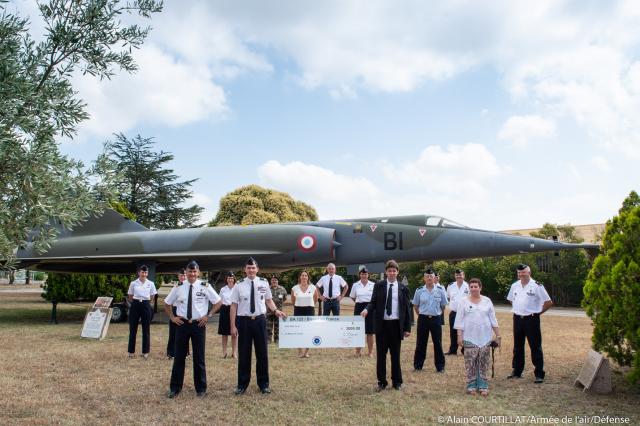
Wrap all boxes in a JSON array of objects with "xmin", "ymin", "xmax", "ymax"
[{"xmin": 361, "ymin": 259, "xmax": 412, "ymax": 391}]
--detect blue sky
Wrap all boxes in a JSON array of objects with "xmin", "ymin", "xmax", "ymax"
[{"xmin": 15, "ymin": 0, "xmax": 640, "ymax": 229}]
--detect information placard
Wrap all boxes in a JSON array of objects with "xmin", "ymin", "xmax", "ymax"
[
  {"xmin": 81, "ymin": 307, "xmax": 112, "ymax": 340},
  {"xmin": 279, "ymin": 316, "xmax": 365, "ymax": 348}
]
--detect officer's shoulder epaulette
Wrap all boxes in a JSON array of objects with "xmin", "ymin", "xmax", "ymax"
[
  {"xmin": 260, "ymin": 277, "xmax": 267, "ymax": 282},
  {"xmin": 203, "ymin": 282, "xmax": 209, "ymax": 287}
]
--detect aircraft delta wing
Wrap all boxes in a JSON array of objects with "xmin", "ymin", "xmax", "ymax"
[{"xmin": 16, "ymin": 210, "xmax": 599, "ymax": 274}]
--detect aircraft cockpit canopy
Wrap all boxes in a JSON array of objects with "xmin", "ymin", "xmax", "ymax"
[
  {"xmin": 425, "ymin": 216, "xmax": 468, "ymax": 228},
  {"xmin": 356, "ymin": 215, "xmax": 469, "ymax": 228}
]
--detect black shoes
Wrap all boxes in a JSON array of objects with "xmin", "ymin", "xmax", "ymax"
[
  {"xmin": 196, "ymin": 391, "xmax": 207, "ymax": 397},
  {"xmin": 534, "ymin": 377, "xmax": 544, "ymax": 384},
  {"xmin": 436, "ymin": 369, "xmax": 445, "ymax": 374},
  {"xmin": 376, "ymin": 384, "xmax": 387, "ymax": 392},
  {"xmin": 167, "ymin": 390, "xmax": 180, "ymax": 399},
  {"xmin": 234, "ymin": 387, "xmax": 247, "ymax": 395},
  {"xmin": 413, "ymin": 367, "xmax": 422, "ymax": 372},
  {"xmin": 445, "ymin": 352, "xmax": 457, "ymax": 356},
  {"xmin": 392, "ymin": 384, "xmax": 403, "ymax": 390},
  {"xmin": 507, "ymin": 372, "xmax": 523, "ymax": 379},
  {"xmin": 260, "ymin": 387, "xmax": 272, "ymax": 394}
]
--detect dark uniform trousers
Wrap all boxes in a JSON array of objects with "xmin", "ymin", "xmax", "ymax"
[
  {"xmin": 237, "ymin": 315, "xmax": 269, "ymax": 390},
  {"xmin": 414, "ymin": 314, "xmax": 445, "ymax": 371},
  {"xmin": 170, "ymin": 322, "xmax": 207, "ymax": 393},
  {"xmin": 266, "ymin": 313, "xmax": 279, "ymax": 343},
  {"xmin": 128, "ymin": 300, "xmax": 151, "ymax": 354},
  {"xmin": 167, "ymin": 306, "xmax": 178, "ymax": 357},
  {"xmin": 512, "ymin": 314, "xmax": 545, "ymax": 378},
  {"xmin": 323, "ymin": 298, "xmax": 340, "ymax": 316},
  {"xmin": 448, "ymin": 311, "xmax": 460, "ymax": 354},
  {"xmin": 376, "ymin": 320, "xmax": 403, "ymax": 387}
]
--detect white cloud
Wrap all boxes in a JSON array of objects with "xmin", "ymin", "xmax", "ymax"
[
  {"xmin": 257, "ymin": 144, "xmax": 503, "ymax": 223},
  {"xmin": 384, "ymin": 144, "xmax": 502, "ymax": 199},
  {"xmin": 591, "ymin": 156, "xmax": 611, "ymax": 172},
  {"xmin": 498, "ymin": 115, "xmax": 556, "ymax": 147},
  {"xmin": 189, "ymin": 193, "xmax": 216, "ymax": 224},
  {"xmin": 75, "ymin": 45, "xmax": 228, "ymax": 138},
  {"xmin": 257, "ymin": 160, "xmax": 384, "ymax": 218}
]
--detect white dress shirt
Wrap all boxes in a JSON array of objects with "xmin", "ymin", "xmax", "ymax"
[
  {"xmin": 507, "ymin": 279, "xmax": 551, "ymax": 315},
  {"xmin": 128, "ymin": 279, "xmax": 157, "ymax": 301},
  {"xmin": 230, "ymin": 277, "xmax": 273, "ymax": 316},
  {"xmin": 219, "ymin": 285, "xmax": 234, "ymax": 306},
  {"xmin": 350, "ymin": 280, "xmax": 375, "ymax": 303},
  {"xmin": 164, "ymin": 280, "xmax": 221, "ymax": 320},
  {"xmin": 446, "ymin": 281, "xmax": 470, "ymax": 312},
  {"xmin": 383, "ymin": 280, "xmax": 399, "ymax": 320},
  {"xmin": 316, "ymin": 274, "xmax": 347, "ymax": 299}
]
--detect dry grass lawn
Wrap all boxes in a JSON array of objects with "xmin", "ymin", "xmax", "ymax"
[{"xmin": 0, "ymin": 292, "xmax": 638, "ymax": 425}]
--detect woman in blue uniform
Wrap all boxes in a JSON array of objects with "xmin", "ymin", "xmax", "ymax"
[{"xmin": 127, "ymin": 265, "xmax": 157, "ymax": 359}]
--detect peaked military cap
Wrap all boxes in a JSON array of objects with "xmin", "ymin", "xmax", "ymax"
[
  {"xmin": 186, "ymin": 260, "xmax": 199, "ymax": 270},
  {"xmin": 516, "ymin": 263, "xmax": 529, "ymax": 271}
]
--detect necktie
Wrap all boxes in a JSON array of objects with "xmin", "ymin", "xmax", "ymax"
[
  {"xmin": 250, "ymin": 280, "xmax": 255, "ymax": 314},
  {"xmin": 328, "ymin": 277, "xmax": 333, "ymax": 298},
  {"xmin": 187, "ymin": 284, "xmax": 193, "ymax": 320},
  {"xmin": 386, "ymin": 283, "xmax": 393, "ymax": 316}
]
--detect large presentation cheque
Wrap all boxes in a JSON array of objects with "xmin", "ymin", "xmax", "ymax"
[{"xmin": 279, "ymin": 316, "xmax": 365, "ymax": 348}]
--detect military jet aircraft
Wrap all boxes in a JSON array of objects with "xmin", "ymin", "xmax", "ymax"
[{"xmin": 16, "ymin": 209, "xmax": 599, "ymax": 276}]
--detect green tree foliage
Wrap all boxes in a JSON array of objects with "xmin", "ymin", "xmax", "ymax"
[
  {"xmin": 523, "ymin": 224, "xmax": 592, "ymax": 306},
  {"xmin": 0, "ymin": 0, "xmax": 162, "ymax": 267},
  {"xmin": 583, "ymin": 191, "xmax": 640, "ymax": 385},
  {"xmin": 42, "ymin": 273, "xmax": 133, "ymax": 303},
  {"xmin": 209, "ymin": 185, "xmax": 320, "ymax": 287},
  {"xmin": 99, "ymin": 133, "xmax": 203, "ymax": 229},
  {"xmin": 210, "ymin": 185, "xmax": 318, "ymax": 226}
]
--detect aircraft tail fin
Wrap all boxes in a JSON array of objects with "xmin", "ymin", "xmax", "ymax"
[{"xmin": 56, "ymin": 208, "xmax": 149, "ymax": 237}]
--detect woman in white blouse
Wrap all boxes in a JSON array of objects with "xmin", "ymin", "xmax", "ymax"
[
  {"xmin": 454, "ymin": 278, "xmax": 501, "ymax": 396},
  {"xmin": 349, "ymin": 266, "xmax": 376, "ymax": 357},
  {"xmin": 290, "ymin": 270, "xmax": 318, "ymax": 358},
  {"xmin": 218, "ymin": 271, "xmax": 237, "ymax": 359},
  {"xmin": 127, "ymin": 265, "xmax": 157, "ymax": 359}
]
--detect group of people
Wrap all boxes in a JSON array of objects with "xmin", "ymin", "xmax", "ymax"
[{"xmin": 126, "ymin": 258, "xmax": 553, "ymax": 398}]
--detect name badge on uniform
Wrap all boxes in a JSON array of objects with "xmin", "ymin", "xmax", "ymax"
[{"xmin": 527, "ymin": 291, "xmax": 535, "ymax": 297}]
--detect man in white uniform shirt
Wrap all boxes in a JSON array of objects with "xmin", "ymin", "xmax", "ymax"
[
  {"xmin": 506, "ymin": 264, "xmax": 553, "ymax": 383},
  {"xmin": 230, "ymin": 257, "xmax": 286, "ymax": 395},
  {"xmin": 317, "ymin": 263, "xmax": 348, "ymax": 316},
  {"xmin": 446, "ymin": 268, "xmax": 470, "ymax": 355},
  {"xmin": 165, "ymin": 261, "xmax": 222, "ymax": 398}
]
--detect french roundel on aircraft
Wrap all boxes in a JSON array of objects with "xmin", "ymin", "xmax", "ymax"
[{"xmin": 298, "ymin": 234, "xmax": 317, "ymax": 252}]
